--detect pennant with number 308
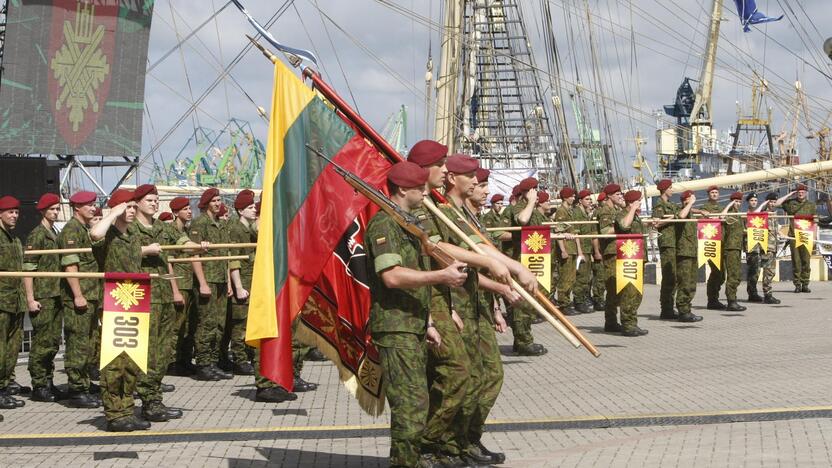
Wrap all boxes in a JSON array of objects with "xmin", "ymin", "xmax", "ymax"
[{"xmin": 697, "ymin": 220, "xmax": 722, "ymax": 270}]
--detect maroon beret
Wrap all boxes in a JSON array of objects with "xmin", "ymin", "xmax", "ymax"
[
  {"xmin": 199, "ymin": 188, "xmax": 220, "ymax": 209},
  {"xmin": 445, "ymin": 154, "xmax": 479, "ymax": 174},
  {"xmin": 681, "ymin": 190, "xmax": 693, "ymax": 201},
  {"xmin": 657, "ymin": 179, "xmax": 672, "ymax": 192},
  {"xmin": 158, "ymin": 212, "xmax": 174, "ymax": 222},
  {"xmin": 93, "ymin": 207, "xmax": 103, "ymax": 217},
  {"xmin": 559, "ymin": 187, "xmax": 575, "ymax": 199},
  {"xmin": 407, "ymin": 140, "xmax": 448, "ymax": 167},
  {"xmin": 538, "ymin": 191, "xmax": 550, "ymax": 203},
  {"xmin": 217, "ymin": 204, "xmax": 228, "ymax": 217},
  {"xmin": 234, "ymin": 189, "xmax": 256, "ymax": 211},
  {"xmin": 577, "ymin": 189, "xmax": 592, "ymax": 199},
  {"xmin": 511, "ymin": 185, "xmax": 521, "ymax": 197},
  {"xmin": 796, "ymin": 184, "xmax": 808, "ymax": 191},
  {"xmin": 108, "ymin": 189, "xmax": 134, "ymax": 208},
  {"xmin": 255, "ymin": 201, "xmax": 262, "ymax": 215},
  {"xmin": 602, "ymin": 184, "xmax": 621, "ymax": 196},
  {"xmin": 475, "ymin": 167, "xmax": 490, "ymax": 183},
  {"xmin": 133, "ymin": 184, "xmax": 158, "ymax": 201},
  {"xmin": 169, "ymin": 196, "xmax": 189, "ymax": 212},
  {"xmin": 388, "ymin": 161, "xmax": 429, "ymax": 189},
  {"xmin": 597, "ymin": 192, "xmax": 607, "ymax": 202},
  {"xmin": 69, "ymin": 191, "xmax": 96, "ymax": 205},
  {"xmin": 518, "ymin": 177, "xmax": 539, "ymax": 192},
  {"xmin": 36, "ymin": 193, "xmax": 60, "ymax": 211},
  {"xmin": 490, "ymin": 194, "xmax": 504, "ymax": 204},
  {"xmin": 624, "ymin": 190, "xmax": 642, "ymax": 204},
  {"xmin": 0, "ymin": 195, "xmax": 20, "ymax": 211},
  {"xmin": 730, "ymin": 191, "xmax": 743, "ymax": 201},
  {"xmin": 707, "ymin": 185, "xmax": 719, "ymax": 192}
]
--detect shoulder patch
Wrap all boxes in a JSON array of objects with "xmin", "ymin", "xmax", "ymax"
[{"xmin": 375, "ymin": 237, "xmax": 387, "ymax": 246}]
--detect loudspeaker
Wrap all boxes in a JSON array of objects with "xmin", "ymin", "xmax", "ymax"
[{"xmin": 0, "ymin": 156, "xmax": 61, "ymax": 240}]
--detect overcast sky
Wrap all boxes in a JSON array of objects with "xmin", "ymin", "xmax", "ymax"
[{"xmin": 133, "ymin": 0, "xmax": 832, "ymax": 190}]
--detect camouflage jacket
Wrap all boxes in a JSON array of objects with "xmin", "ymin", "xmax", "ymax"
[
  {"xmin": 652, "ymin": 198, "xmax": 680, "ymax": 250},
  {"xmin": 614, "ymin": 210, "xmax": 646, "ymax": 260},
  {"xmin": 131, "ymin": 219, "xmax": 187, "ymax": 303},
  {"xmin": 0, "ymin": 225, "xmax": 26, "ymax": 313},
  {"xmin": 597, "ymin": 204, "xmax": 621, "ymax": 257},
  {"xmin": 23, "ymin": 223, "xmax": 61, "ymax": 299},
  {"xmin": 189, "ymin": 213, "xmax": 229, "ymax": 283},
  {"xmin": 675, "ymin": 211, "xmax": 697, "ymax": 258},
  {"xmin": 228, "ymin": 218, "xmax": 257, "ymax": 290},
  {"xmin": 171, "ymin": 221, "xmax": 194, "ymax": 290},
  {"xmin": 574, "ymin": 205, "xmax": 594, "ymax": 253},
  {"xmin": 58, "ymin": 217, "xmax": 101, "ymax": 301},
  {"xmin": 553, "ymin": 204, "xmax": 578, "ymax": 255},
  {"xmin": 92, "ymin": 225, "xmax": 142, "ymax": 274},
  {"xmin": 782, "ymin": 198, "xmax": 816, "ymax": 235},
  {"xmin": 723, "ymin": 207, "xmax": 743, "ymax": 251}
]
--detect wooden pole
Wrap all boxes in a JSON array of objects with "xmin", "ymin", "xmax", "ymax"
[
  {"xmin": 0, "ymin": 272, "xmax": 176, "ymax": 279},
  {"xmin": 25, "ymin": 243, "xmax": 258, "ymax": 256},
  {"xmin": 168, "ymin": 255, "xmax": 249, "ymax": 263}
]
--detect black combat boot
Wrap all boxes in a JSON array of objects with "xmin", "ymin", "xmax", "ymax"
[
  {"xmin": 726, "ymin": 300, "xmax": 747, "ymax": 311},
  {"xmin": 747, "ymin": 291, "xmax": 763, "ymax": 302},
  {"xmin": 593, "ymin": 299, "xmax": 606, "ymax": 311},
  {"xmin": 604, "ymin": 322, "xmax": 622, "ymax": 333},
  {"xmin": 763, "ymin": 293, "xmax": 781, "ymax": 304},
  {"xmin": 706, "ymin": 299, "xmax": 727, "ymax": 310},
  {"xmin": 232, "ymin": 361, "xmax": 255, "ymax": 376},
  {"xmin": 659, "ymin": 309, "xmax": 679, "ymax": 320},
  {"xmin": 474, "ymin": 440, "xmax": 506, "ymax": 464},
  {"xmin": 515, "ymin": 343, "xmax": 548, "ymax": 356},
  {"xmin": 66, "ymin": 391, "xmax": 98, "ymax": 408},
  {"xmin": 293, "ymin": 377, "xmax": 318, "ymax": 392},
  {"xmin": 621, "ymin": 326, "xmax": 649, "ymax": 337},
  {"xmin": 802, "ymin": 284, "xmax": 811, "ymax": 293},
  {"xmin": 255, "ymin": 386, "xmax": 298, "ymax": 403},
  {"xmin": 193, "ymin": 365, "xmax": 221, "ymax": 381},
  {"xmin": 30, "ymin": 386, "xmax": 57, "ymax": 402},
  {"xmin": 209, "ymin": 364, "xmax": 233, "ymax": 380},
  {"xmin": 677, "ymin": 312, "xmax": 703, "ymax": 322}
]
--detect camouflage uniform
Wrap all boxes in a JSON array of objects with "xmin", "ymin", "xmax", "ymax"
[
  {"xmin": 171, "ymin": 221, "xmax": 197, "ymax": 368},
  {"xmin": 0, "ymin": 225, "xmax": 26, "ymax": 391},
  {"xmin": 590, "ymin": 210, "xmax": 606, "ymax": 307},
  {"xmin": 59, "ymin": 217, "xmax": 102, "ymax": 393},
  {"xmin": 722, "ymin": 207, "xmax": 744, "ymax": 301},
  {"xmin": 700, "ymin": 200, "xmax": 725, "ymax": 302},
  {"xmin": 782, "ymin": 199, "xmax": 816, "ymax": 288},
  {"xmin": 227, "ymin": 218, "xmax": 256, "ymax": 364},
  {"xmin": 573, "ymin": 205, "xmax": 594, "ymax": 308},
  {"xmin": 366, "ymin": 211, "xmax": 432, "ymax": 467},
  {"xmin": 482, "ymin": 207, "xmax": 512, "ymax": 257},
  {"xmin": 91, "ymin": 225, "xmax": 143, "ymax": 423},
  {"xmin": 761, "ymin": 211, "xmax": 780, "ymax": 295},
  {"xmin": 508, "ymin": 199, "xmax": 548, "ymax": 347},
  {"xmin": 553, "ymin": 204, "xmax": 578, "ymax": 308},
  {"xmin": 23, "ymin": 223, "xmax": 63, "ymax": 389},
  {"xmin": 597, "ymin": 204, "xmax": 621, "ymax": 327},
  {"xmin": 675, "ymin": 212, "xmax": 698, "ymax": 314},
  {"xmin": 189, "ymin": 213, "xmax": 229, "ymax": 367},
  {"xmin": 652, "ymin": 198, "xmax": 680, "ymax": 315},
  {"xmin": 614, "ymin": 210, "xmax": 645, "ymax": 332}
]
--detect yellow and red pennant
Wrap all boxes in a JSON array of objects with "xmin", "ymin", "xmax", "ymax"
[
  {"xmin": 615, "ymin": 235, "xmax": 644, "ymax": 294},
  {"xmin": 794, "ymin": 215, "xmax": 816, "ymax": 253},
  {"xmin": 697, "ymin": 219, "xmax": 723, "ymax": 270},
  {"xmin": 520, "ymin": 226, "xmax": 552, "ymax": 292},
  {"xmin": 746, "ymin": 212, "xmax": 769, "ymax": 253},
  {"xmin": 100, "ymin": 273, "xmax": 151, "ymax": 373}
]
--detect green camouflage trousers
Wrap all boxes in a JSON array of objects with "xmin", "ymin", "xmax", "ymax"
[
  {"xmin": 423, "ymin": 308, "xmax": 470, "ymax": 456},
  {"xmin": 510, "ymin": 301, "xmax": 535, "ymax": 348},
  {"xmin": 101, "ymin": 353, "xmax": 140, "ymax": 423},
  {"xmin": 159, "ymin": 300, "xmax": 178, "ymax": 373},
  {"xmin": 194, "ymin": 283, "xmax": 227, "ymax": 366},
  {"xmin": 90, "ymin": 308, "xmax": 101, "ymax": 376},
  {"xmin": 137, "ymin": 302, "xmax": 172, "ymax": 404},
  {"xmin": 706, "ymin": 260, "xmax": 725, "ymax": 302},
  {"xmin": 467, "ymin": 312, "xmax": 503, "ymax": 446},
  {"xmin": 574, "ymin": 254, "xmax": 591, "ymax": 305},
  {"xmin": 556, "ymin": 254, "xmax": 576, "ymax": 307},
  {"xmin": 619, "ymin": 284, "xmax": 643, "ymax": 332},
  {"xmin": 659, "ymin": 248, "xmax": 677, "ymax": 313},
  {"xmin": 761, "ymin": 252, "xmax": 776, "ymax": 294},
  {"xmin": 174, "ymin": 289, "xmax": 196, "ymax": 366},
  {"xmin": 376, "ymin": 333, "xmax": 429, "ymax": 468},
  {"xmin": 227, "ymin": 297, "xmax": 253, "ymax": 363},
  {"xmin": 603, "ymin": 256, "xmax": 619, "ymax": 326},
  {"xmin": 28, "ymin": 297, "xmax": 62, "ymax": 387},
  {"xmin": 790, "ymin": 244, "xmax": 811, "ymax": 287},
  {"xmin": 724, "ymin": 250, "xmax": 742, "ymax": 301},
  {"xmin": 63, "ymin": 299, "xmax": 100, "ymax": 392},
  {"xmin": 675, "ymin": 256, "xmax": 698, "ymax": 313},
  {"xmin": 591, "ymin": 259, "xmax": 606, "ymax": 304},
  {"xmin": 0, "ymin": 311, "xmax": 23, "ymax": 389},
  {"xmin": 451, "ymin": 309, "xmax": 484, "ymax": 455},
  {"xmin": 746, "ymin": 251, "xmax": 761, "ymax": 295}
]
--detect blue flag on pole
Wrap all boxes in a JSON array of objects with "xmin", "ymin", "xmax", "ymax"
[{"xmin": 734, "ymin": 0, "xmax": 784, "ymax": 32}]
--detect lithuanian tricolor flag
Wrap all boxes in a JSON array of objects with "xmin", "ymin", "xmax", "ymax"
[{"xmin": 246, "ymin": 59, "xmax": 390, "ymax": 391}]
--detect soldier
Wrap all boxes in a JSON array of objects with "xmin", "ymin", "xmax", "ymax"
[
  {"xmin": 675, "ymin": 191, "xmax": 703, "ymax": 322},
  {"xmin": 58, "ymin": 191, "xmax": 102, "ymax": 408},
  {"xmin": 89, "ymin": 189, "xmax": 152, "ymax": 432},
  {"xmin": 131, "ymin": 184, "xmax": 185, "ymax": 422},
  {"xmin": 189, "ymin": 188, "xmax": 233, "ymax": 381},
  {"xmin": 227, "ymin": 190, "xmax": 257, "ymax": 375},
  {"xmin": 22, "ymin": 193, "xmax": 63, "ymax": 402},
  {"xmin": 217, "ymin": 204, "xmax": 230, "ymax": 222},
  {"xmin": 169, "ymin": 196, "xmax": 198, "ymax": 375},
  {"xmin": 615, "ymin": 190, "xmax": 649, "ymax": 336},
  {"xmin": 597, "ymin": 184, "xmax": 624, "ymax": 332},
  {"xmin": 366, "ymin": 161, "xmax": 467, "ymax": 468},
  {"xmin": 755, "ymin": 193, "xmax": 782, "ymax": 304},
  {"xmin": 722, "ymin": 192, "xmax": 747, "ymax": 312},
  {"xmin": 652, "ymin": 179, "xmax": 680, "ymax": 319},
  {"xmin": 553, "ymin": 187, "xmax": 580, "ymax": 315},
  {"xmin": 744, "ymin": 193, "xmax": 764, "ymax": 302},
  {"xmin": 158, "ymin": 212, "xmax": 174, "ymax": 223},
  {"xmin": 0, "ymin": 196, "xmax": 27, "ymax": 410},
  {"xmin": 573, "ymin": 189, "xmax": 595, "ymax": 314},
  {"xmin": 590, "ymin": 192, "xmax": 606, "ymax": 311},
  {"xmin": 779, "ymin": 184, "xmax": 815, "ymax": 293},
  {"xmin": 699, "ymin": 186, "xmax": 727, "ymax": 310}
]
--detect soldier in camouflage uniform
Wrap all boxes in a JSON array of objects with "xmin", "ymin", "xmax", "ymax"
[
  {"xmin": 779, "ymin": 184, "xmax": 816, "ymax": 293},
  {"xmin": 722, "ymin": 192, "xmax": 747, "ymax": 312},
  {"xmin": 22, "ymin": 194, "xmax": 63, "ymax": 402},
  {"xmin": 597, "ymin": 184, "xmax": 624, "ymax": 332},
  {"xmin": 743, "ymin": 193, "xmax": 765, "ymax": 303},
  {"xmin": 590, "ymin": 193, "xmax": 607, "ymax": 311},
  {"xmin": 366, "ymin": 161, "xmax": 467, "ymax": 468},
  {"xmin": 169, "ymin": 196, "xmax": 198, "ymax": 375},
  {"xmin": 572, "ymin": 190, "xmax": 595, "ymax": 314},
  {"xmin": 675, "ymin": 191, "xmax": 702, "ymax": 320},
  {"xmin": 615, "ymin": 190, "xmax": 649, "ymax": 336},
  {"xmin": 553, "ymin": 188, "xmax": 580, "ymax": 315},
  {"xmin": 59, "ymin": 191, "xmax": 102, "ymax": 408},
  {"xmin": 190, "ymin": 188, "xmax": 233, "ymax": 381},
  {"xmin": 227, "ymin": 190, "xmax": 257, "ymax": 376},
  {"xmin": 652, "ymin": 180, "xmax": 681, "ymax": 319},
  {"xmin": 699, "ymin": 186, "xmax": 727, "ymax": 310},
  {"xmin": 756, "ymin": 193, "xmax": 782, "ymax": 304},
  {"xmin": 0, "ymin": 196, "xmax": 27, "ymax": 410}
]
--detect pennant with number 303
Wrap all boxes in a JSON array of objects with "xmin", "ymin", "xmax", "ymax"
[
  {"xmin": 616, "ymin": 235, "xmax": 644, "ymax": 294},
  {"xmin": 520, "ymin": 226, "xmax": 552, "ymax": 292},
  {"xmin": 100, "ymin": 273, "xmax": 151, "ymax": 373},
  {"xmin": 697, "ymin": 220, "xmax": 723, "ymax": 270}
]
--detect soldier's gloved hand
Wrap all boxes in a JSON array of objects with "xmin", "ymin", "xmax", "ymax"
[
  {"xmin": 516, "ymin": 267, "xmax": 538, "ymax": 294},
  {"xmin": 28, "ymin": 299, "xmax": 42, "ymax": 313},
  {"xmin": 441, "ymin": 261, "xmax": 468, "ymax": 288},
  {"xmin": 451, "ymin": 309, "xmax": 464, "ymax": 331},
  {"xmin": 73, "ymin": 296, "xmax": 88, "ymax": 311},
  {"xmin": 426, "ymin": 325, "xmax": 442, "ymax": 348}
]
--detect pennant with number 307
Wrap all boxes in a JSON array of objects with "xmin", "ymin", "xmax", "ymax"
[
  {"xmin": 100, "ymin": 273, "xmax": 151, "ymax": 373},
  {"xmin": 520, "ymin": 226, "xmax": 552, "ymax": 292},
  {"xmin": 616, "ymin": 235, "xmax": 644, "ymax": 294}
]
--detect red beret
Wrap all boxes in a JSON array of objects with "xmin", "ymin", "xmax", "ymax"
[
  {"xmin": 407, "ymin": 140, "xmax": 447, "ymax": 167},
  {"xmin": 93, "ymin": 207, "xmax": 103, "ymax": 217},
  {"xmin": 388, "ymin": 161, "xmax": 429, "ymax": 189},
  {"xmin": 518, "ymin": 177, "xmax": 539, "ymax": 192},
  {"xmin": 133, "ymin": 184, "xmax": 157, "ymax": 201},
  {"xmin": 707, "ymin": 185, "xmax": 719, "ymax": 192},
  {"xmin": 657, "ymin": 179, "xmax": 672, "ymax": 192},
  {"xmin": 681, "ymin": 190, "xmax": 693, "ymax": 201},
  {"xmin": 36, "ymin": 193, "xmax": 60, "ymax": 211},
  {"xmin": 217, "ymin": 204, "xmax": 228, "ymax": 217},
  {"xmin": 69, "ymin": 191, "xmax": 96, "ymax": 205},
  {"xmin": 603, "ymin": 184, "xmax": 621, "ymax": 195},
  {"xmin": 624, "ymin": 190, "xmax": 642, "ymax": 204},
  {"xmin": 169, "ymin": 196, "xmax": 189, "ymax": 212},
  {"xmin": 158, "ymin": 212, "xmax": 174, "ymax": 221},
  {"xmin": 597, "ymin": 192, "xmax": 607, "ymax": 202},
  {"xmin": 730, "ymin": 191, "xmax": 743, "ymax": 201},
  {"xmin": 577, "ymin": 189, "xmax": 592, "ymax": 199},
  {"xmin": 108, "ymin": 189, "xmax": 134, "ymax": 208},
  {"xmin": 490, "ymin": 194, "xmax": 504, "ymax": 204},
  {"xmin": 511, "ymin": 185, "xmax": 521, "ymax": 197},
  {"xmin": 475, "ymin": 167, "xmax": 490, "ymax": 183},
  {"xmin": 0, "ymin": 195, "xmax": 20, "ymax": 211},
  {"xmin": 538, "ymin": 191, "xmax": 550, "ymax": 203},
  {"xmin": 559, "ymin": 187, "xmax": 575, "ymax": 199},
  {"xmin": 234, "ymin": 189, "xmax": 256, "ymax": 211},
  {"xmin": 199, "ymin": 188, "xmax": 220, "ymax": 209},
  {"xmin": 796, "ymin": 184, "xmax": 808, "ymax": 191},
  {"xmin": 445, "ymin": 154, "xmax": 479, "ymax": 174},
  {"xmin": 255, "ymin": 201, "xmax": 262, "ymax": 215}
]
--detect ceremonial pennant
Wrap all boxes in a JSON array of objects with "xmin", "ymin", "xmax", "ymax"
[
  {"xmin": 746, "ymin": 212, "xmax": 769, "ymax": 253},
  {"xmin": 615, "ymin": 235, "xmax": 644, "ymax": 294},
  {"xmin": 100, "ymin": 273, "xmax": 151, "ymax": 372},
  {"xmin": 697, "ymin": 219, "xmax": 723, "ymax": 270},
  {"xmin": 520, "ymin": 226, "xmax": 552, "ymax": 292},
  {"xmin": 794, "ymin": 215, "xmax": 816, "ymax": 253}
]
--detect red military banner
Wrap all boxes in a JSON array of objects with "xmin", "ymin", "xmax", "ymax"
[{"xmin": 101, "ymin": 273, "xmax": 151, "ymax": 372}]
